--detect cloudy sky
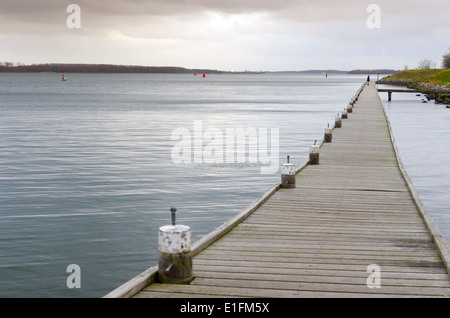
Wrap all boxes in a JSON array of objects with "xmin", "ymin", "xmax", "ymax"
[{"xmin": 0, "ymin": 0, "xmax": 449, "ymax": 71}]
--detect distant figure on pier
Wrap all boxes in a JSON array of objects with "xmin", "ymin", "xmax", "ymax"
[{"xmin": 367, "ymin": 74, "xmax": 370, "ymax": 83}]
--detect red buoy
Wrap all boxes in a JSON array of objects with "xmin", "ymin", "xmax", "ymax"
[{"xmin": 202, "ymin": 74, "xmax": 206, "ymax": 78}]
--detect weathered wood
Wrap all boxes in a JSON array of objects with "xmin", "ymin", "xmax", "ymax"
[
  {"xmin": 193, "ymin": 259, "xmax": 449, "ymax": 275},
  {"xmin": 188, "ymin": 277, "xmax": 450, "ymax": 297},
  {"xmin": 106, "ymin": 82, "xmax": 450, "ymax": 298},
  {"xmin": 135, "ymin": 283, "xmax": 429, "ymax": 298},
  {"xmin": 377, "ymin": 88, "xmax": 437, "ymax": 102}
]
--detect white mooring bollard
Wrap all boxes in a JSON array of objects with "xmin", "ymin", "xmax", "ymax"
[
  {"xmin": 280, "ymin": 156, "xmax": 296, "ymax": 188},
  {"xmin": 335, "ymin": 113, "xmax": 342, "ymax": 128},
  {"xmin": 309, "ymin": 141, "xmax": 320, "ymax": 165},
  {"xmin": 324, "ymin": 124, "xmax": 332, "ymax": 143},
  {"xmin": 342, "ymin": 108, "xmax": 348, "ymax": 119},
  {"xmin": 347, "ymin": 103, "xmax": 353, "ymax": 113},
  {"xmin": 158, "ymin": 208, "xmax": 193, "ymax": 284}
]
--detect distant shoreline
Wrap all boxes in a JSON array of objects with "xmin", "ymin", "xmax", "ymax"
[{"xmin": 0, "ymin": 63, "xmax": 399, "ymax": 75}]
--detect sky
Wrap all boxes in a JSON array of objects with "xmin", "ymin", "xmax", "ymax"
[{"xmin": 0, "ymin": 0, "xmax": 449, "ymax": 71}]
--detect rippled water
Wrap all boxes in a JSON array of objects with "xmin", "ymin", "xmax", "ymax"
[
  {"xmin": 0, "ymin": 73, "xmax": 365, "ymax": 297},
  {"xmin": 1, "ymin": 73, "xmax": 448, "ymax": 298}
]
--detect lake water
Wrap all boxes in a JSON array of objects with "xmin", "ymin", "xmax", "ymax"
[
  {"xmin": 380, "ymin": 84, "xmax": 450, "ymax": 249},
  {"xmin": 0, "ymin": 73, "xmax": 448, "ymax": 297}
]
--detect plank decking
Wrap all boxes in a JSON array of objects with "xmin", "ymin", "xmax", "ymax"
[{"xmin": 107, "ymin": 82, "xmax": 450, "ymax": 298}]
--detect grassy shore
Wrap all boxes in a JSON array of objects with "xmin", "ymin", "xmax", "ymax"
[
  {"xmin": 378, "ymin": 69, "xmax": 450, "ymax": 104},
  {"xmin": 380, "ymin": 69, "xmax": 450, "ymax": 87}
]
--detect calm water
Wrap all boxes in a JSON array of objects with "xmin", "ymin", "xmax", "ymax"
[
  {"xmin": 380, "ymin": 85, "xmax": 450, "ymax": 248},
  {"xmin": 0, "ymin": 73, "xmax": 448, "ymax": 297}
]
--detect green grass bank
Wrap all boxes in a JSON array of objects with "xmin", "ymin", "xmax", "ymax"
[
  {"xmin": 379, "ymin": 69, "xmax": 450, "ymax": 87},
  {"xmin": 378, "ymin": 69, "xmax": 450, "ymax": 105}
]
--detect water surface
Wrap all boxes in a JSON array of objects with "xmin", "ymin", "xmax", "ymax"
[
  {"xmin": 0, "ymin": 73, "xmax": 365, "ymax": 297},
  {"xmin": 1, "ymin": 74, "xmax": 448, "ymax": 297}
]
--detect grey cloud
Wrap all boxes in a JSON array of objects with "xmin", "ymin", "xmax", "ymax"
[
  {"xmin": 0, "ymin": 0, "xmax": 448, "ymax": 70},
  {"xmin": 1, "ymin": 0, "xmax": 447, "ymax": 28}
]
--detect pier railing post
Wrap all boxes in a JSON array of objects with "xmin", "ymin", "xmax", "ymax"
[
  {"xmin": 335, "ymin": 113, "xmax": 342, "ymax": 128},
  {"xmin": 342, "ymin": 108, "xmax": 348, "ymax": 119},
  {"xmin": 324, "ymin": 124, "xmax": 332, "ymax": 143},
  {"xmin": 280, "ymin": 156, "xmax": 296, "ymax": 188},
  {"xmin": 309, "ymin": 140, "xmax": 320, "ymax": 165},
  {"xmin": 347, "ymin": 103, "xmax": 353, "ymax": 113},
  {"xmin": 158, "ymin": 208, "xmax": 193, "ymax": 284}
]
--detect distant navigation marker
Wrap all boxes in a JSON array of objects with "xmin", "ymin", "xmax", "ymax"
[{"xmin": 62, "ymin": 74, "xmax": 67, "ymax": 81}]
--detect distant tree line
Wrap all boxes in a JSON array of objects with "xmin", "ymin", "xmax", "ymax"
[
  {"xmin": 417, "ymin": 59, "xmax": 437, "ymax": 70},
  {"xmin": 0, "ymin": 63, "xmax": 229, "ymax": 74},
  {"xmin": 415, "ymin": 48, "xmax": 450, "ymax": 70},
  {"xmin": 347, "ymin": 69, "xmax": 400, "ymax": 74},
  {"xmin": 443, "ymin": 48, "xmax": 450, "ymax": 69}
]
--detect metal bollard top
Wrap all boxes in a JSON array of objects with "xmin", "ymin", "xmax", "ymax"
[{"xmin": 170, "ymin": 207, "xmax": 177, "ymax": 225}]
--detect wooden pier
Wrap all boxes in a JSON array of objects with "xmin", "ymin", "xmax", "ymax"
[
  {"xmin": 377, "ymin": 88, "xmax": 421, "ymax": 101},
  {"xmin": 376, "ymin": 87, "xmax": 439, "ymax": 102},
  {"xmin": 105, "ymin": 82, "xmax": 450, "ymax": 298}
]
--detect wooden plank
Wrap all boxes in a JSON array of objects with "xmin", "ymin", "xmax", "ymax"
[
  {"xmin": 194, "ymin": 254, "xmax": 444, "ymax": 269},
  {"xmin": 191, "ymin": 277, "xmax": 450, "ymax": 297},
  {"xmin": 193, "ymin": 259, "xmax": 449, "ymax": 275},
  {"xmin": 137, "ymin": 283, "xmax": 428, "ymax": 298},
  {"xmin": 198, "ymin": 248, "xmax": 442, "ymax": 263},
  {"xmin": 205, "ymin": 243, "xmax": 441, "ymax": 258},
  {"xmin": 194, "ymin": 264, "xmax": 450, "ymax": 283}
]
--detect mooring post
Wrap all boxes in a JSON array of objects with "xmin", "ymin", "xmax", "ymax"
[
  {"xmin": 158, "ymin": 208, "xmax": 193, "ymax": 284},
  {"xmin": 342, "ymin": 108, "xmax": 348, "ymax": 119},
  {"xmin": 347, "ymin": 103, "xmax": 353, "ymax": 113},
  {"xmin": 309, "ymin": 140, "xmax": 320, "ymax": 165},
  {"xmin": 280, "ymin": 155, "xmax": 296, "ymax": 188},
  {"xmin": 335, "ymin": 112, "xmax": 342, "ymax": 128},
  {"xmin": 324, "ymin": 123, "xmax": 332, "ymax": 143}
]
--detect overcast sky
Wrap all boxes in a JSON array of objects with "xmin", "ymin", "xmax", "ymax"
[{"xmin": 0, "ymin": 0, "xmax": 448, "ymax": 71}]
